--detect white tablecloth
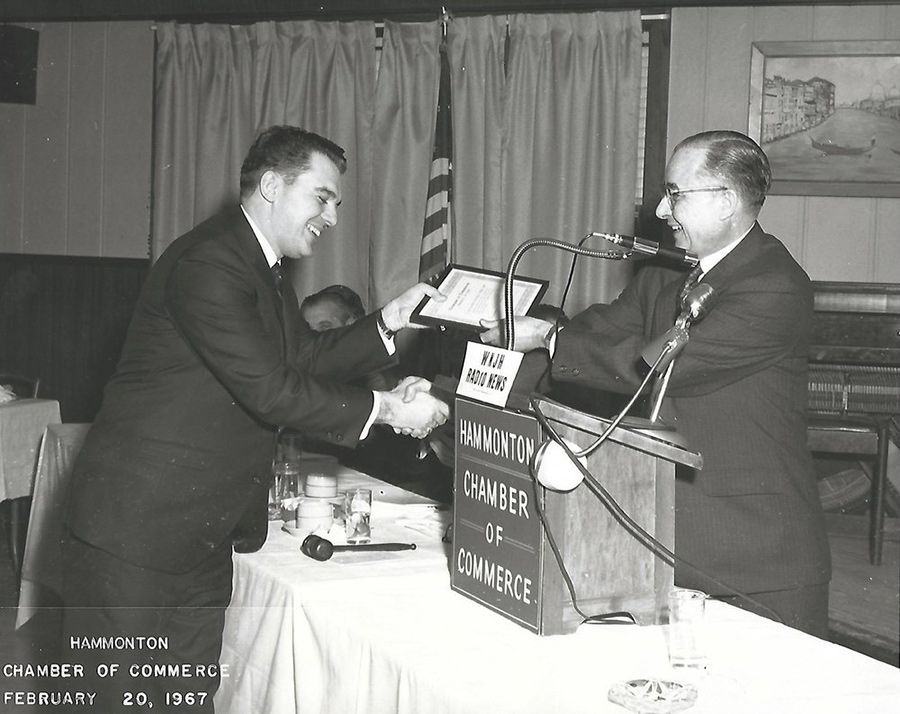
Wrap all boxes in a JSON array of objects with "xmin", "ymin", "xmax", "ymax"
[
  {"xmin": 0, "ymin": 398, "xmax": 60, "ymax": 502},
  {"xmin": 216, "ymin": 466, "xmax": 900, "ymax": 714}
]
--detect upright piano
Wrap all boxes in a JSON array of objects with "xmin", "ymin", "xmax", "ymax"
[
  {"xmin": 809, "ymin": 281, "xmax": 900, "ymax": 415},
  {"xmin": 808, "ymin": 281, "xmax": 900, "ymax": 564}
]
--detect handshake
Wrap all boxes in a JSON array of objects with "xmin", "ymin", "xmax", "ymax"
[{"xmin": 376, "ymin": 376, "xmax": 450, "ymax": 439}]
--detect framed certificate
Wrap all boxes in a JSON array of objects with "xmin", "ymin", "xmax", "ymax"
[{"xmin": 410, "ymin": 264, "xmax": 548, "ymax": 332}]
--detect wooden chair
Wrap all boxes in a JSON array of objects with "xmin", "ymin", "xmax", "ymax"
[
  {"xmin": 808, "ymin": 414, "xmax": 891, "ymax": 566},
  {"xmin": 0, "ymin": 372, "xmax": 41, "ymax": 585}
]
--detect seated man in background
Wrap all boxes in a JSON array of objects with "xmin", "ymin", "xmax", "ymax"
[
  {"xmin": 301, "ymin": 283, "xmax": 451, "ymax": 501},
  {"xmin": 300, "ymin": 283, "xmax": 366, "ymax": 332}
]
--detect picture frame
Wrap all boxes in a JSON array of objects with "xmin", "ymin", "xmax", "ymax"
[
  {"xmin": 748, "ymin": 40, "xmax": 900, "ymax": 197},
  {"xmin": 409, "ymin": 264, "xmax": 548, "ymax": 333}
]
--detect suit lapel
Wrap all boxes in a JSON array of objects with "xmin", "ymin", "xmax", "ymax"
[{"xmin": 229, "ymin": 207, "xmax": 290, "ymax": 350}]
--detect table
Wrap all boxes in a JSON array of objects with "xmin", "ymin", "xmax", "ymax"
[
  {"xmin": 216, "ymin": 463, "xmax": 900, "ymax": 714},
  {"xmin": 15, "ymin": 422, "xmax": 91, "ymax": 628}
]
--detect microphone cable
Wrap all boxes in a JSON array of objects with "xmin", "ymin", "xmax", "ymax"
[
  {"xmin": 529, "ymin": 398, "xmax": 786, "ymax": 627},
  {"xmin": 499, "ymin": 234, "xmax": 785, "ymax": 626}
]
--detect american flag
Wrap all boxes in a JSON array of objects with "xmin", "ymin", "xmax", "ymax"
[{"xmin": 418, "ymin": 40, "xmax": 453, "ymax": 285}]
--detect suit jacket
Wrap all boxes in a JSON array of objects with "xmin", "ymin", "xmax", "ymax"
[
  {"xmin": 552, "ymin": 223, "xmax": 831, "ymax": 595},
  {"xmin": 67, "ymin": 206, "xmax": 395, "ymax": 573}
]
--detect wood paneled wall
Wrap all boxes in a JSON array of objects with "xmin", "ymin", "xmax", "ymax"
[
  {"xmin": 668, "ymin": 4, "xmax": 900, "ymax": 284},
  {"xmin": 0, "ymin": 254, "xmax": 148, "ymax": 422},
  {"xmin": 0, "ymin": 21, "xmax": 153, "ymax": 259}
]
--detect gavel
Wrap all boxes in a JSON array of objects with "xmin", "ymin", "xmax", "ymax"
[{"xmin": 300, "ymin": 534, "xmax": 417, "ymax": 561}]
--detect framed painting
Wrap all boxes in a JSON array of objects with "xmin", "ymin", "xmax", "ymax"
[{"xmin": 749, "ymin": 40, "xmax": 900, "ymax": 197}]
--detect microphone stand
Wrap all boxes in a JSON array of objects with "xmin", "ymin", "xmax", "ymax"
[{"xmin": 502, "ymin": 236, "xmax": 625, "ymax": 351}]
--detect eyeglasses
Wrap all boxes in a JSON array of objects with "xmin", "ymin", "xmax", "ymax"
[{"xmin": 663, "ymin": 185, "xmax": 729, "ymax": 206}]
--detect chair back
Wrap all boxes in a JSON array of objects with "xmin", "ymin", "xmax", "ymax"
[
  {"xmin": 15, "ymin": 423, "xmax": 91, "ymax": 629},
  {"xmin": 0, "ymin": 373, "xmax": 40, "ymax": 398}
]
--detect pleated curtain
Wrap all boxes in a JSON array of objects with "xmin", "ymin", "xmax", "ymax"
[
  {"xmin": 152, "ymin": 21, "xmax": 377, "ymax": 302},
  {"xmin": 449, "ymin": 12, "xmax": 643, "ymax": 314},
  {"xmin": 152, "ymin": 11, "xmax": 642, "ymax": 316}
]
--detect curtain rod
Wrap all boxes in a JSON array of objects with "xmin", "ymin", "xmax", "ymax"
[{"xmin": 149, "ymin": 10, "xmax": 668, "ymax": 30}]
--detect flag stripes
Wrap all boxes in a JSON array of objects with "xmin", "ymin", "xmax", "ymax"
[{"xmin": 418, "ymin": 42, "xmax": 452, "ymax": 285}]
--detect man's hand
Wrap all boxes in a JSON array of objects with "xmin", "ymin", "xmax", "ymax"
[
  {"xmin": 396, "ymin": 375, "xmax": 432, "ymax": 402},
  {"xmin": 380, "ymin": 283, "xmax": 446, "ymax": 332},
  {"xmin": 376, "ymin": 378, "xmax": 450, "ymax": 438},
  {"xmin": 478, "ymin": 316, "xmax": 553, "ymax": 353}
]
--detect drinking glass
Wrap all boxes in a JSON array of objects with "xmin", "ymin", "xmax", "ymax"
[
  {"xmin": 343, "ymin": 488, "xmax": 372, "ymax": 544},
  {"xmin": 667, "ymin": 587, "xmax": 709, "ymax": 673},
  {"xmin": 269, "ymin": 430, "xmax": 302, "ymax": 520}
]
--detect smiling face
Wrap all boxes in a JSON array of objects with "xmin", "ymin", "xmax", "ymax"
[
  {"xmin": 261, "ymin": 151, "xmax": 343, "ymax": 260},
  {"xmin": 655, "ymin": 146, "xmax": 734, "ymax": 259}
]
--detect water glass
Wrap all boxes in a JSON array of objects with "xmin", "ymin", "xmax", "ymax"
[
  {"xmin": 269, "ymin": 431, "xmax": 302, "ymax": 519},
  {"xmin": 667, "ymin": 587, "xmax": 709, "ymax": 673},
  {"xmin": 343, "ymin": 488, "xmax": 372, "ymax": 544}
]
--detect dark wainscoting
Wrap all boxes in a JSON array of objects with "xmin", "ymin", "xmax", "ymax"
[{"xmin": 0, "ymin": 253, "xmax": 149, "ymax": 422}]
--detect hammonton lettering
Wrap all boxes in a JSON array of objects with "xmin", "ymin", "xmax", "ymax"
[
  {"xmin": 457, "ymin": 419, "xmax": 535, "ymax": 465},
  {"xmin": 69, "ymin": 635, "xmax": 169, "ymax": 650}
]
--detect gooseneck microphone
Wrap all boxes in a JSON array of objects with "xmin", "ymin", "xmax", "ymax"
[
  {"xmin": 676, "ymin": 282, "xmax": 715, "ymax": 329},
  {"xmin": 591, "ymin": 232, "xmax": 699, "ymax": 267}
]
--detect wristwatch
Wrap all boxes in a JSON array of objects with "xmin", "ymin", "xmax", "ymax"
[
  {"xmin": 376, "ymin": 309, "xmax": 398, "ymax": 339},
  {"xmin": 542, "ymin": 324, "xmax": 557, "ymax": 351}
]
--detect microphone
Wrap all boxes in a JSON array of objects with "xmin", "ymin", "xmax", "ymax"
[
  {"xmin": 641, "ymin": 327, "xmax": 689, "ymax": 375},
  {"xmin": 591, "ymin": 232, "xmax": 699, "ymax": 267},
  {"xmin": 643, "ymin": 283, "xmax": 715, "ymax": 374},
  {"xmin": 533, "ymin": 437, "xmax": 587, "ymax": 492},
  {"xmin": 676, "ymin": 282, "xmax": 715, "ymax": 329},
  {"xmin": 646, "ymin": 283, "xmax": 717, "ymax": 422}
]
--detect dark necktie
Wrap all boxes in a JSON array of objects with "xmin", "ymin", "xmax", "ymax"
[{"xmin": 271, "ymin": 261, "xmax": 285, "ymax": 297}]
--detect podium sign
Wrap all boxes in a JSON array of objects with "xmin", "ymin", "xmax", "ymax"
[
  {"xmin": 450, "ymin": 398, "xmax": 545, "ymax": 632},
  {"xmin": 450, "ymin": 395, "xmax": 701, "ymax": 636}
]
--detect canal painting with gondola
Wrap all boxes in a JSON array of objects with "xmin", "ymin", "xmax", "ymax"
[{"xmin": 750, "ymin": 42, "xmax": 900, "ymax": 196}]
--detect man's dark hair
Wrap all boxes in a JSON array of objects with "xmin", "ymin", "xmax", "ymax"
[
  {"xmin": 240, "ymin": 126, "xmax": 347, "ymax": 198},
  {"xmin": 300, "ymin": 284, "xmax": 366, "ymax": 323},
  {"xmin": 676, "ymin": 130, "xmax": 771, "ymax": 210}
]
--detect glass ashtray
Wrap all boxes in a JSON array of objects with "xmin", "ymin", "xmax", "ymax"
[{"xmin": 608, "ymin": 678, "xmax": 698, "ymax": 713}]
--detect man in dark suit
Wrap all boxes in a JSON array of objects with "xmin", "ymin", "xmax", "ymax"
[
  {"xmin": 482, "ymin": 130, "xmax": 831, "ymax": 637},
  {"xmin": 61, "ymin": 126, "xmax": 449, "ymax": 711}
]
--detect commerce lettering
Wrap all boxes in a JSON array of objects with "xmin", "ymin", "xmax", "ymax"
[{"xmin": 456, "ymin": 547, "xmax": 533, "ymax": 604}]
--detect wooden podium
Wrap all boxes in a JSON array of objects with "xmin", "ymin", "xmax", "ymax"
[{"xmin": 450, "ymin": 394, "xmax": 702, "ymax": 635}]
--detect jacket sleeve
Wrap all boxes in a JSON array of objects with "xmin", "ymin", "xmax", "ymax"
[{"xmin": 163, "ymin": 243, "xmax": 380, "ymax": 446}]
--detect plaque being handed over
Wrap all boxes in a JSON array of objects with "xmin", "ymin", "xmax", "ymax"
[{"xmin": 410, "ymin": 264, "xmax": 548, "ymax": 332}]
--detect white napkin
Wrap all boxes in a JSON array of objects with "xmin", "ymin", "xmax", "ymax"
[{"xmin": 0, "ymin": 385, "xmax": 16, "ymax": 403}]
